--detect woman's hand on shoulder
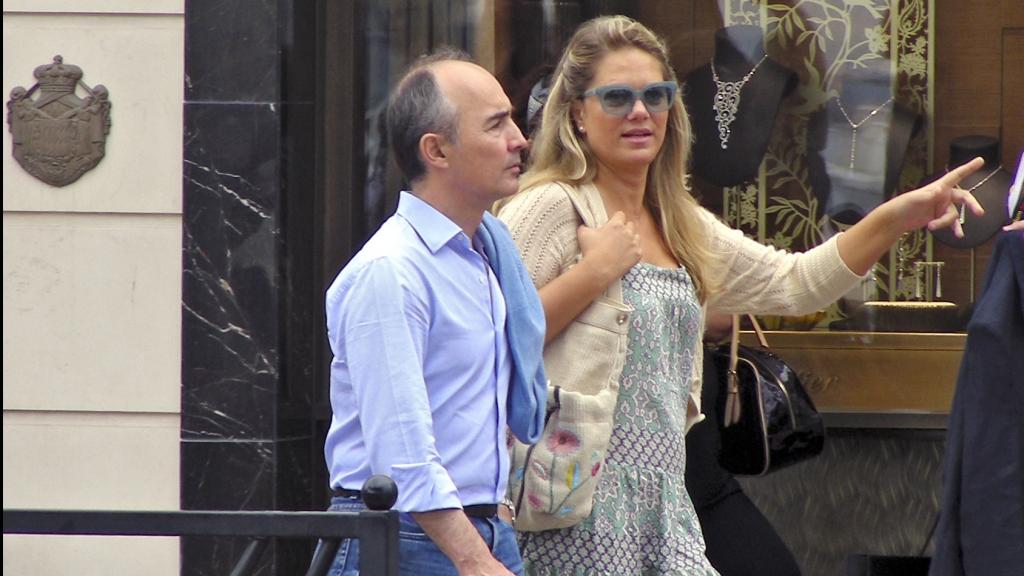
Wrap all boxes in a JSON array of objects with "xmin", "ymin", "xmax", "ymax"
[{"xmin": 576, "ymin": 211, "xmax": 643, "ymax": 284}]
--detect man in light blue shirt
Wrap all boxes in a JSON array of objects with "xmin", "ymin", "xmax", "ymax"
[{"xmin": 325, "ymin": 49, "xmax": 534, "ymax": 575}]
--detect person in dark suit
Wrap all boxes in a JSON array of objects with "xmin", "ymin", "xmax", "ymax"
[{"xmin": 930, "ymin": 229, "xmax": 1024, "ymax": 576}]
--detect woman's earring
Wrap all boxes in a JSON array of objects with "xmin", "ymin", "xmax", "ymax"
[{"xmin": 577, "ymin": 124, "xmax": 586, "ymax": 134}]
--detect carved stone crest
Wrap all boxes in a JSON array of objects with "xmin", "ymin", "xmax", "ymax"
[{"xmin": 7, "ymin": 55, "xmax": 111, "ymax": 187}]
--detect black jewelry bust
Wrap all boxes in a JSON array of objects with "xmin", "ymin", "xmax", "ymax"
[
  {"xmin": 929, "ymin": 135, "xmax": 1012, "ymax": 249},
  {"xmin": 807, "ymin": 62, "xmax": 922, "ymax": 225},
  {"xmin": 684, "ymin": 25, "xmax": 797, "ymax": 187}
]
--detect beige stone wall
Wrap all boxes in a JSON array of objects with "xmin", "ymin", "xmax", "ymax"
[{"xmin": 2, "ymin": 2, "xmax": 183, "ymax": 574}]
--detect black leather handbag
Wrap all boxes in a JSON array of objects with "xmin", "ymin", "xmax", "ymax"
[{"xmin": 709, "ymin": 315, "xmax": 825, "ymax": 476}]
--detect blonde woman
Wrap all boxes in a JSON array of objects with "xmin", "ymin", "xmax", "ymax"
[{"xmin": 497, "ymin": 15, "xmax": 983, "ymax": 576}]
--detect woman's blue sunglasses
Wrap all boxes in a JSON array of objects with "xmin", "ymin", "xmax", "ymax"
[{"xmin": 583, "ymin": 81, "xmax": 678, "ymax": 116}]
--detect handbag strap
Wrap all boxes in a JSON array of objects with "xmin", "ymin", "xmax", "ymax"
[
  {"xmin": 722, "ymin": 314, "xmax": 770, "ymax": 426},
  {"xmin": 723, "ymin": 315, "xmax": 742, "ymax": 426},
  {"xmin": 747, "ymin": 314, "xmax": 769, "ymax": 348}
]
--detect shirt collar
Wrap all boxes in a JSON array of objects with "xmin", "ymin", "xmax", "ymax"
[{"xmin": 397, "ymin": 191, "xmax": 465, "ymax": 253}]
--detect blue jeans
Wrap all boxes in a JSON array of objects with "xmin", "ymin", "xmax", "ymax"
[{"xmin": 327, "ymin": 496, "xmax": 524, "ymax": 576}]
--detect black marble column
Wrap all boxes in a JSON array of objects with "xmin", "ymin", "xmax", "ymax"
[{"xmin": 182, "ymin": 1, "xmax": 319, "ymax": 574}]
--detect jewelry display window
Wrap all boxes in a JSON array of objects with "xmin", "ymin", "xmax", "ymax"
[
  {"xmin": 664, "ymin": 0, "xmax": 1023, "ymax": 425},
  {"xmin": 690, "ymin": 0, "xmax": 947, "ymax": 334},
  {"xmin": 630, "ymin": 0, "xmax": 1018, "ymax": 424}
]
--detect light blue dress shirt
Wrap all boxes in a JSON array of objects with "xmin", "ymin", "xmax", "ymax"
[{"xmin": 324, "ymin": 192, "xmax": 511, "ymax": 512}]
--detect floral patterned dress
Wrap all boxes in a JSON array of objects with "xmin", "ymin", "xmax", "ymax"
[{"xmin": 519, "ymin": 263, "xmax": 719, "ymax": 576}]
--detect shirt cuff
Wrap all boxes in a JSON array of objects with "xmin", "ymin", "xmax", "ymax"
[{"xmin": 389, "ymin": 461, "xmax": 462, "ymax": 512}]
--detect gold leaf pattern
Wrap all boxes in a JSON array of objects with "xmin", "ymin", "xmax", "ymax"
[{"xmin": 723, "ymin": 0, "xmax": 932, "ymax": 304}]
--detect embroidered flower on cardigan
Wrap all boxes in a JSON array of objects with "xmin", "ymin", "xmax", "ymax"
[
  {"xmin": 546, "ymin": 428, "xmax": 581, "ymax": 455},
  {"xmin": 528, "ymin": 492, "xmax": 545, "ymax": 510},
  {"xmin": 522, "ymin": 447, "xmax": 608, "ymax": 519}
]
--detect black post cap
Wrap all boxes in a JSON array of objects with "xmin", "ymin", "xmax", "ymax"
[{"xmin": 360, "ymin": 475, "xmax": 398, "ymax": 511}]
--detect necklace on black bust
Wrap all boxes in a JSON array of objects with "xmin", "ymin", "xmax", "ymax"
[
  {"xmin": 710, "ymin": 54, "xmax": 768, "ymax": 149},
  {"xmin": 835, "ymin": 96, "xmax": 894, "ymax": 169}
]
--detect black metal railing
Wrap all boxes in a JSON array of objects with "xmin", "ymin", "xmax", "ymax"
[{"xmin": 3, "ymin": 476, "xmax": 400, "ymax": 576}]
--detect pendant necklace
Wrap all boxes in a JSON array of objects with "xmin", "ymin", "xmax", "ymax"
[
  {"xmin": 835, "ymin": 96, "xmax": 894, "ymax": 169},
  {"xmin": 953, "ymin": 164, "xmax": 1003, "ymax": 192},
  {"xmin": 947, "ymin": 164, "xmax": 1002, "ymax": 224},
  {"xmin": 711, "ymin": 54, "xmax": 768, "ymax": 149}
]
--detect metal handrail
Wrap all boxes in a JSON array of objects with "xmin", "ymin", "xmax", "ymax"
[
  {"xmin": 3, "ymin": 509, "xmax": 398, "ymax": 576},
  {"xmin": 4, "ymin": 475, "xmax": 401, "ymax": 575}
]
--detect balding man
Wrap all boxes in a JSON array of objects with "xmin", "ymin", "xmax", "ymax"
[{"xmin": 324, "ymin": 49, "xmax": 536, "ymax": 575}]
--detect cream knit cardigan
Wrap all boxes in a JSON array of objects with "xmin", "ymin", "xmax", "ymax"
[{"xmin": 497, "ymin": 181, "xmax": 864, "ymax": 433}]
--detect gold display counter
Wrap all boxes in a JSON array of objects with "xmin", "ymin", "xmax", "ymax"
[{"xmin": 740, "ymin": 331, "xmax": 966, "ymax": 429}]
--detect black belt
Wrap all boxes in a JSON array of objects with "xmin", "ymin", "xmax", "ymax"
[{"xmin": 331, "ymin": 488, "xmax": 498, "ymax": 518}]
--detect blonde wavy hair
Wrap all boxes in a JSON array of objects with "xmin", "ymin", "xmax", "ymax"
[{"xmin": 518, "ymin": 15, "xmax": 716, "ymax": 302}]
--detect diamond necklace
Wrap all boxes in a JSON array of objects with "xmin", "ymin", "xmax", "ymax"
[
  {"xmin": 710, "ymin": 54, "xmax": 768, "ymax": 149},
  {"xmin": 835, "ymin": 96, "xmax": 894, "ymax": 169}
]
